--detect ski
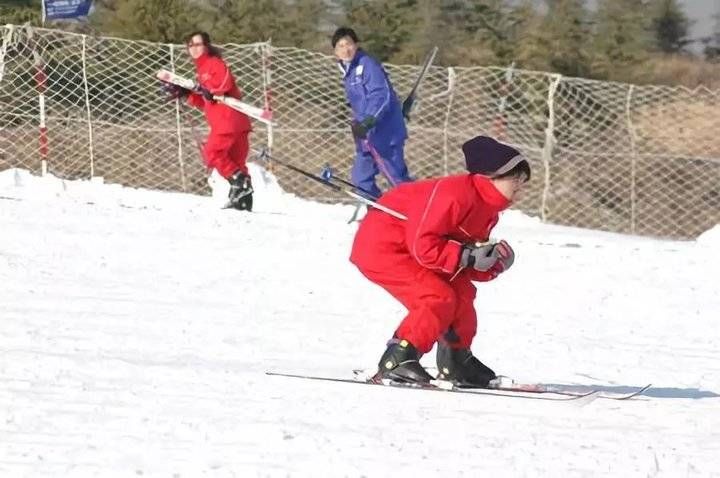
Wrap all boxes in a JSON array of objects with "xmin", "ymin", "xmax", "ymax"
[
  {"xmin": 549, "ymin": 383, "xmax": 652, "ymax": 401},
  {"xmin": 351, "ymin": 369, "xmax": 650, "ymax": 401},
  {"xmin": 265, "ymin": 371, "xmax": 599, "ymax": 401},
  {"xmin": 155, "ymin": 69, "xmax": 274, "ymax": 125}
]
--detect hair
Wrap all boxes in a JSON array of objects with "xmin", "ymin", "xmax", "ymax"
[
  {"xmin": 495, "ymin": 160, "xmax": 531, "ymax": 182},
  {"xmin": 185, "ymin": 31, "xmax": 222, "ymax": 58},
  {"xmin": 331, "ymin": 27, "xmax": 360, "ymax": 48}
]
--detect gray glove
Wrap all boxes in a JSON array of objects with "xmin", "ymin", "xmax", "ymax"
[
  {"xmin": 460, "ymin": 240, "xmax": 515, "ymax": 273},
  {"xmin": 193, "ymin": 83, "xmax": 215, "ymax": 101}
]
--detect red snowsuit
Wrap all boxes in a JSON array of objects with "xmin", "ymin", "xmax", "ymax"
[
  {"xmin": 187, "ymin": 53, "xmax": 252, "ymax": 179},
  {"xmin": 350, "ymin": 174, "xmax": 511, "ymax": 353}
]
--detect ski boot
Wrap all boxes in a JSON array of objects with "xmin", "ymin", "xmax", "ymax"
[
  {"xmin": 227, "ymin": 171, "xmax": 253, "ymax": 211},
  {"xmin": 373, "ymin": 339, "xmax": 434, "ymax": 384},
  {"xmin": 436, "ymin": 341, "xmax": 497, "ymax": 388}
]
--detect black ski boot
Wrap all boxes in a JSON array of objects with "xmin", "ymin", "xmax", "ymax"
[
  {"xmin": 436, "ymin": 341, "xmax": 497, "ymax": 388},
  {"xmin": 227, "ymin": 171, "xmax": 253, "ymax": 211},
  {"xmin": 374, "ymin": 339, "xmax": 435, "ymax": 384}
]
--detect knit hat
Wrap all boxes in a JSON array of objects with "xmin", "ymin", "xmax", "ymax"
[{"xmin": 462, "ymin": 136, "xmax": 525, "ymax": 177}]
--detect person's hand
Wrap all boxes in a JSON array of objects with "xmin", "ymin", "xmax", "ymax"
[
  {"xmin": 193, "ymin": 84, "xmax": 215, "ymax": 101},
  {"xmin": 460, "ymin": 240, "xmax": 515, "ymax": 274},
  {"xmin": 350, "ymin": 116, "xmax": 376, "ymax": 140},
  {"xmin": 160, "ymin": 82, "xmax": 190, "ymax": 101}
]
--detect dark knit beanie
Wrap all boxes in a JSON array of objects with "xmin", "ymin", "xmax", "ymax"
[{"xmin": 462, "ymin": 136, "xmax": 525, "ymax": 176}]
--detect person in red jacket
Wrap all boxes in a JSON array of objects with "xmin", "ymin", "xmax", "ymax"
[
  {"xmin": 350, "ymin": 135, "xmax": 531, "ymax": 386},
  {"xmin": 165, "ymin": 31, "xmax": 253, "ymax": 210}
]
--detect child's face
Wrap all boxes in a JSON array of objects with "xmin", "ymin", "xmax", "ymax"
[
  {"xmin": 187, "ymin": 35, "xmax": 207, "ymax": 59},
  {"xmin": 334, "ymin": 37, "xmax": 357, "ymax": 62},
  {"xmin": 494, "ymin": 175, "xmax": 528, "ymax": 204}
]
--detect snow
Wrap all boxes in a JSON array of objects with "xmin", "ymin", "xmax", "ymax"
[
  {"xmin": 697, "ymin": 224, "xmax": 720, "ymax": 247},
  {"xmin": 1, "ymin": 166, "xmax": 719, "ymax": 477}
]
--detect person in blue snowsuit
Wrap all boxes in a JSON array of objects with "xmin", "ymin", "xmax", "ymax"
[{"xmin": 332, "ymin": 27, "xmax": 411, "ymax": 199}]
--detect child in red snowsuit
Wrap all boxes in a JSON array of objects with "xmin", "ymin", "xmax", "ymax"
[
  {"xmin": 350, "ymin": 136, "xmax": 531, "ymax": 386},
  {"xmin": 167, "ymin": 31, "xmax": 253, "ymax": 211}
]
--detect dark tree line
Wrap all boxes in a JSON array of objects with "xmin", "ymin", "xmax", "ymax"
[{"xmin": 3, "ymin": 0, "xmax": 720, "ymax": 86}]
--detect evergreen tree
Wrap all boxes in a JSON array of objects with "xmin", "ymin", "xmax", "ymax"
[
  {"xmin": 437, "ymin": 0, "xmax": 528, "ymax": 66},
  {"xmin": 650, "ymin": 0, "xmax": 691, "ymax": 54},
  {"xmin": 703, "ymin": 12, "xmax": 720, "ymax": 62},
  {"xmin": 386, "ymin": 0, "xmax": 445, "ymax": 64},
  {"xmin": 515, "ymin": 0, "xmax": 590, "ymax": 77},
  {"xmin": 338, "ymin": 0, "xmax": 418, "ymax": 62},
  {"xmin": 208, "ymin": 0, "xmax": 284, "ymax": 45},
  {"xmin": 0, "ymin": 0, "xmax": 42, "ymax": 25},
  {"xmin": 90, "ymin": 0, "xmax": 203, "ymax": 43},
  {"xmin": 277, "ymin": 0, "xmax": 329, "ymax": 51},
  {"xmin": 590, "ymin": 0, "xmax": 654, "ymax": 81}
]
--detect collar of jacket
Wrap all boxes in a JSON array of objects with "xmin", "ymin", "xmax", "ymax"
[
  {"xmin": 193, "ymin": 51, "xmax": 211, "ymax": 68},
  {"xmin": 471, "ymin": 174, "xmax": 511, "ymax": 211},
  {"xmin": 338, "ymin": 48, "xmax": 367, "ymax": 77}
]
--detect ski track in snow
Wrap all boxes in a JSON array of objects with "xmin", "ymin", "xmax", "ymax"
[{"xmin": 1, "ymin": 167, "xmax": 719, "ymax": 477}]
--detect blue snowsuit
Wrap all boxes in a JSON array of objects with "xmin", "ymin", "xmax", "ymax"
[{"xmin": 339, "ymin": 49, "xmax": 411, "ymax": 198}]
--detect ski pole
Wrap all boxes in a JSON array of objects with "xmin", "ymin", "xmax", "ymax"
[
  {"xmin": 363, "ymin": 140, "xmax": 399, "ymax": 187},
  {"xmin": 255, "ymin": 149, "xmax": 407, "ymax": 221},
  {"xmin": 320, "ymin": 163, "xmax": 378, "ymax": 201},
  {"xmin": 402, "ymin": 45, "xmax": 439, "ymax": 121}
]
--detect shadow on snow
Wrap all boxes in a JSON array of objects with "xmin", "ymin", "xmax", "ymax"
[{"xmin": 546, "ymin": 383, "xmax": 719, "ymax": 399}]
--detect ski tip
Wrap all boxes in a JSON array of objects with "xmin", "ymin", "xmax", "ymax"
[{"xmin": 623, "ymin": 383, "xmax": 652, "ymax": 399}]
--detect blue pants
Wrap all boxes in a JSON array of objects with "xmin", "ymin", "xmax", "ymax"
[{"xmin": 351, "ymin": 140, "xmax": 411, "ymax": 198}]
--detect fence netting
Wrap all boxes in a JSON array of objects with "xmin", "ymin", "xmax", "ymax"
[{"xmin": 1, "ymin": 25, "xmax": 718, "ymax": 238}]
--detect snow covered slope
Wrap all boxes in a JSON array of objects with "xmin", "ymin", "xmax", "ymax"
[{"xmin": 1, "ymin": 167, "xmax": 719, "ymax": 477}]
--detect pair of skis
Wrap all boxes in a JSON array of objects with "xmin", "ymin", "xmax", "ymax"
[
  {"xmin": 156, "ymin": 69, "xmax": 274, "ymax": 125},
  {"xmin": 266, "ymin": 371, "xmax": 651, "ymax": 402}
]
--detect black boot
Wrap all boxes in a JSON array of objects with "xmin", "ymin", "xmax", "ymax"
[
  {"xmin": 436, "ymin": 341, "xmax": 496, "ymax": 387},
  {"xmin": 227, "ymin": 171, "xmax": 253, "ymax": 211},
  {"xmin": 374, "ymin": 339, "xmax": 435, "ymax": 384}
]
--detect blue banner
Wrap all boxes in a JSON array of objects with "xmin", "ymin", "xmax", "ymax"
[{"xmin": 43, "ymin": 0, "xmax": 93, "ymax": 21}]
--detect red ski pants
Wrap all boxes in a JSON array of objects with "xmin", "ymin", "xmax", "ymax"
[
  {"xmin": 357, "ymin": 255, "xmax": 478, "ymax": 354},
  {"xmin": 202, "ymin": 130, "xmax": 250, "ymax": 179}
]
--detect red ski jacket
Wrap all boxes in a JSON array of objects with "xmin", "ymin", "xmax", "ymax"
[
  {"xmin": 350, "ymin": 174, "xmax": 511, "ymax": 282},
  {"xmin": 187, "ymin": 53, "xmax": 251, "ymax": 134}
]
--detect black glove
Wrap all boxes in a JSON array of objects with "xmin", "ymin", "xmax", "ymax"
[
  {"xmin": 460, "ymin": 240, "xmax": 515, "ymax": 274},
  {"xmin": 160, "ymin": 82, "xmax": 190, "ymax": 101},
  {"xmin": 193, "ymin": 84, "xmax": 215, "ymax": 101},
  {"xmin": 350, "ymin": 116, "xmax": 377, "ymax": 140}
]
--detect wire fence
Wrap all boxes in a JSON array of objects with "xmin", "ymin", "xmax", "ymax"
[{"xmin": 1, "ymin": 24, "xmax": 718, "ymax": 238}]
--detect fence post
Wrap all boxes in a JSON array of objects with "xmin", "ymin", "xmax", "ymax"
[
  {"xmin": 81, "ymin": 35, "xmax": 95, "ymax": 178},
  {"xmin": 494, "ymin": 62, "xmax": 515, "ymax": 140},
  {"xmin": 540, "ymin": 73, "xmax": 562, "ymax": 222},
  {"xmin": 169, "ymin": 44, "xmax": 187, "ymax": 192},
  {"xmin": 625, "ymin": 84, "xmax": 638, "ymax": 234},
  {"xmin": 262, "ymin": 42, "xmax": 274, "ymax": 154},
  {"xmin": 25, "ymin": 25, "xmax": 49, "ymax": 176},
  {"xmin": 442, "ymin": 67, "xmax": 457, "ymax": 176}
]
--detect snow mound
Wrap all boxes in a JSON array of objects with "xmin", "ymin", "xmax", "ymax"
[{"xmin": 696, "ymin": 223, "xmax": 720, "ymax": 247}]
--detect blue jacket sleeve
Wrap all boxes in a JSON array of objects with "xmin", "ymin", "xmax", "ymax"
[{"xmin": 360, "ymin": 56, "xmax": 392, "ymax": 123}]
